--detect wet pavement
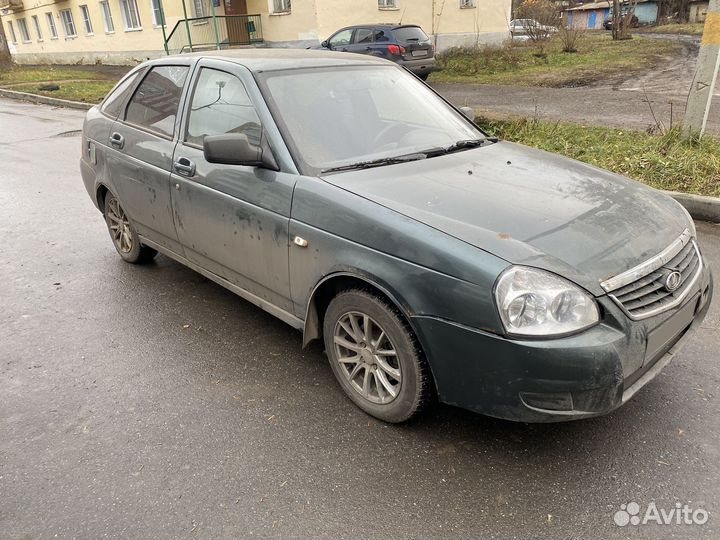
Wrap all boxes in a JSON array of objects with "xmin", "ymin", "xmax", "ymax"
[{"xmin": 1, "ymin": 98, "xmax": 719, "ymax": 539}]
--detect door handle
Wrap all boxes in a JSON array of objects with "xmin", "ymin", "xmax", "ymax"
[
  {"xmin": 173, "ymin": 157, "xmax": 196, "ymax": 177},
  {"xmin": 364, "ymin": 47, "xmax": 372, "ymax": 51},
  {"xmin": 109, "ymin": 132, "xmax": 124, "ymax": 149}
]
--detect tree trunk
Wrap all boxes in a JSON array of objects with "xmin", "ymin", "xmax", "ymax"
[
  {"xmin": 612, "ymin": 0, "xmax": 621, "ymax": 39},
  {"xmin": 0, "ymin": 17, "xmax": 12, "ymax": 66}
]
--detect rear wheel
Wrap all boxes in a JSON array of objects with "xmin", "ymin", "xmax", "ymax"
[
  {"xmin": 104, "ymin": 193, "xmax": 157, "ymax": 264},
  {"xmin": 323, "ymin": 289, "xmax": 432, "ymax": 423}
]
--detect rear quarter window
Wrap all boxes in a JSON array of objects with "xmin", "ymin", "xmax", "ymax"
[
  {"xmin": 100, "ymin": 68, "xmax": 147, "ymax": 119},
  {"xmin": 124, "ymin": 65, "xmax": 189, "ymax": 138},
  {"xmin": 392, "ymin": 26, "xmax": 429, "ymax": 42}
]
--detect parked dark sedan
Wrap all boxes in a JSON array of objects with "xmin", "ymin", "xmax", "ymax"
[
  {"xmin": 80, "ymin": 50, "xmax": 712, "ymax": 423},
  {"xmin": 313, "ymin": 24, "xmax": 435, "ymax": 80}
]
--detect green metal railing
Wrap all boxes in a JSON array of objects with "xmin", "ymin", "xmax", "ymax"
[{"xmin": 164, "ymin": 14, "xmax": 263, "ymax": 54}]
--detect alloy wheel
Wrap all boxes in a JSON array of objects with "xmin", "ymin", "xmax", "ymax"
[
  {"xmin": 333, "ymin": 311, "xmax": 402, "ymax": 404},
  {"xmin": 106, "ymin": 198, "xmax": 133, "ymax": 254}
]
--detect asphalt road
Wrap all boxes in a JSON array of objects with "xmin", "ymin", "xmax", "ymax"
[{"xmin": 1, "ymin": 97, "xmax": 719, "ymax": 540}]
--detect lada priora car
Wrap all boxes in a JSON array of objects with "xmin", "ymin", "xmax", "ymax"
[{"xmin": 80, "ymin": 50, "xmax": 713, "ymax": 423}]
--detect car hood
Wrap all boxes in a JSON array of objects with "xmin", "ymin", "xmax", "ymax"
[{"xmin": 322, "ymin": 141, "xmax": 689, "ymax": 296}]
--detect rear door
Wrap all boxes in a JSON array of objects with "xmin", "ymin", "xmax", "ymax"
[
  {"xmin": 345, "ymin": 27, "xmax": 374, "ymax": 56},
  {"xmin": 392, "ymin": 25, "xmax": 433, "ymax": 60},
  {"xmin": 169, "ymin": 59, "xmax": 296, "ymax": 312},
  {"xmin": 106, "ymin": 61, "xmax": 193, "ymax": 254}
]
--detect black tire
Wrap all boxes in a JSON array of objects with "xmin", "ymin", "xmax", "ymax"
[
  {"xmin": 103, "ymin": 193, "xmax": 157, "ymax": 264},
  {"xmin": 323, "ymin": 289, "xmax": 433, "ymax": 423}
]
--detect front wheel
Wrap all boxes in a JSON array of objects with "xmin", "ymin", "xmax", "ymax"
[
  {"xmin": 104, "ymin": 193, "xmax": 157, "ymax": 264},
  {"xmin": 323, "ymin": 290, "xmax": 433, "ymax": 423}
]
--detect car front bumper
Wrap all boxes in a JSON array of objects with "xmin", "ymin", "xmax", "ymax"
[{"xmin": 412, "ymin": 264, "xmax": 713, "ymax": 422}]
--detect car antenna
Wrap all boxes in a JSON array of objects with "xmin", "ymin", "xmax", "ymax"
[{"xmin": 398, "ymin": 6, "xmax": 406, "ymax": 24}]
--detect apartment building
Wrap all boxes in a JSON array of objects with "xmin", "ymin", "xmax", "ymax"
[{"xmin": 1, "ymin": 0, "xmax": 511, "ymax": 64}]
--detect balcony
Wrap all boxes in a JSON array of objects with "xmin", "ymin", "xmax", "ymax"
[
  {"xmin": 164, "ymin": 14, "xmax": 263, "ymax": 55},
  {"xmin": 0, "ymin": 0, "xmax": 24, "ymax": 11}
]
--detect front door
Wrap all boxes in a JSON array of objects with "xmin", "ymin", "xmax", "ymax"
[
  {"xmin": 224, "ymin": 0, "xmax": 248, "ymax": 44},
  {"xmin": 170, "ymin": 60, "xmax": 296, "ymax": 311},
  {"xmin": 588, "ymin": 11, "xmax": 597, "ymax": 28},
  {"xmin": 106, "ymin": 63, "xmax": 191, "ymax": 253}
]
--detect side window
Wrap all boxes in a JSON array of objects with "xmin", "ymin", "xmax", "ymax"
[
  {"xmin": 328, "ymin": 29, "xmax": 352, "ymax": 48},
  {"xmin": 101, "ymin": 68, "xmax": 146, "ymax": 119},
  {"xmin": 373, "ymin": 29, "xmax": 389, "ymax": 42},
  {"xmin": 185, "ymin": 68, "xmax": 261, "ymax": 147},
  {"xmin": 353, "ymin": 28, "xmax": 373, "ymax": 44},
  {"xmin": 125, "ymin": 65, "xmax": 189, "ymax": 138}
]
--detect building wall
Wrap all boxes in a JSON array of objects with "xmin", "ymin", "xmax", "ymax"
[
  {"xmin": 634, "ymin": 2, "xmax": 658, "ymax": 24},
  {"xmin": 1, "ymin": 0, "xmax": 205, "ymax": 64},
  {"xmin": 566, "ymin": 8, "xmax": 610, "ymax": 30},
  {"xmin": 3, "ymin": 0, "xmax": 511, "ymax": 64},
  {"xmin": 689, "ymin": 1, "xmax": 709, "ymax": 22}
]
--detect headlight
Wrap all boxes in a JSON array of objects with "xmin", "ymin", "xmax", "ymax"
[
  {"xmin": 495, "ymin": 266, "xmax": 599, "ymax": 337},
  {"xmin": 675, "ymin": 201, "xmax": 696, "ymax": 237}
]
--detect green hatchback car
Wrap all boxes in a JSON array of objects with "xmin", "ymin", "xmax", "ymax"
[{"xmin": 80, "ymin": 49, "xmax": 713, "ymax": 423}]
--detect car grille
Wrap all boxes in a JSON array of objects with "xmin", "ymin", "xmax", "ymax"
[{"xmin": 600, "ymin": 229, "xmax": 703, "ymax": 320}]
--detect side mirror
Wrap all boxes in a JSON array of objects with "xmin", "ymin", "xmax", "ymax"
[
  {"xmin": 321, "ymin": 40, "xmax": 329, "ymax": 48},
  {"xmin": 203, "ymin": 133, "xmax": 279, "ymax": 171},
  {"xmin": 459, "ymin": 106, "xmax": 475, "ymax": 120}
]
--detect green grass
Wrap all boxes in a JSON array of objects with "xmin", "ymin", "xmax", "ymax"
[
  {"xmin": 430, "ymin": 34, "xmax": 682, "ymax": 87},
  {"xmin": 10, "ymin": 81, "xmax": 116, "ymax": 103},
  {"xmin": 636, "ymin": 23, "xmax": 705, "ymax": 35},
  {"xmin": 0, "ymin": 65, "xmax": 116, "ymax": 84},
  {"xmin": 477, "ymin": 117, "xmax": 720, "ymax": 197}
]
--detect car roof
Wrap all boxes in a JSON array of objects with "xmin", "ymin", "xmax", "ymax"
[
  {"xmin": 344, "ymin": 23, "xmax": 422, "ymax": 29},
  {"xmin": 168, "ymin": 48, "xmax": 393, "ymax": 72}
]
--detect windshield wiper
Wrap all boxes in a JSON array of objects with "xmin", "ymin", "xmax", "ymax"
[
  {"xmin": 423, "ymin": 137, "xmax": 498, "ymax": 157},
  {"xmin": 321, "ymin": 152, "xmax": 427, "ymax": 173}
]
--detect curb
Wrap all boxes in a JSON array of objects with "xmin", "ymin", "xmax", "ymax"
[
  {"xmin": 0, "ymin": 88, "xmax": 93, "ymax": 110},
  {"xmin": 665, "ymin": 191, "xmax": 720, "ymax": 224}
]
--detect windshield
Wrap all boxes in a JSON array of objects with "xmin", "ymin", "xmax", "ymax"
[{"xmin": 259, "ymin": 65, "xmax": 485, "ymax": 174}]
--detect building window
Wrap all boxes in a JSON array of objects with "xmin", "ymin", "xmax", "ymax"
[
  {"xmin": 60, "ymin": 9, "xmax": 77, "ymax": 37},
  {"xmin": 100, "ymin": 1, "xmax": 115, "ymax": 32},
  {"xmin": 79, "ymin": 5, "xmax": 94, "ymax": 34},
  {"xmin": 192, "ymin": 0, "xmax": 207, "ymax": 17},
  {"xmin": 17, "ymin": 18, "xmax": 31, "ymax": 42},
  {"xmin": 460, "ymin": 0, "xmax": 476, "ymax": 7},
  {"xmin": 120, "ymin": 0, "xmax": 142, "ymax": 29},
  {"xmin": 7, "ymin": 21, "xmax": 17, "ymax": 43},
  {"xmin": 45, "ymin": 12, "xmax": 59, "ymax": 38},
  {"xmin": 31, "ymin": 15, "xmax": 43, "ymax": 40},
  {"xmin": 378, "ymin": 0, "xmax": 398, "ymax": 9},
  {"xmin": 151, "ymin": 0, "xmax": 165, "ymax": 26},
  {"xmin": 270, "ymin": 0, "xmax": 291, "ymax": 13}
]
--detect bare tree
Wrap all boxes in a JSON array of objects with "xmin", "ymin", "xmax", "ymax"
[
  {"xmin": 515, "ymin": 0, "xmax": 561, "ymax": 42},
  {"xmin": 611, "ymin": 0, "xmax": 639, "ymax": 40},
  {"xmin": 431, "ymin": 0, "xmax": 447, "ymax": 50},
  {"xmin": 0, "ymin": 16, "xmax": 12, "ymax": 66},
  {"xmin": 558, "ymin": 22, "xmax": 583, "ymax": 52}
]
